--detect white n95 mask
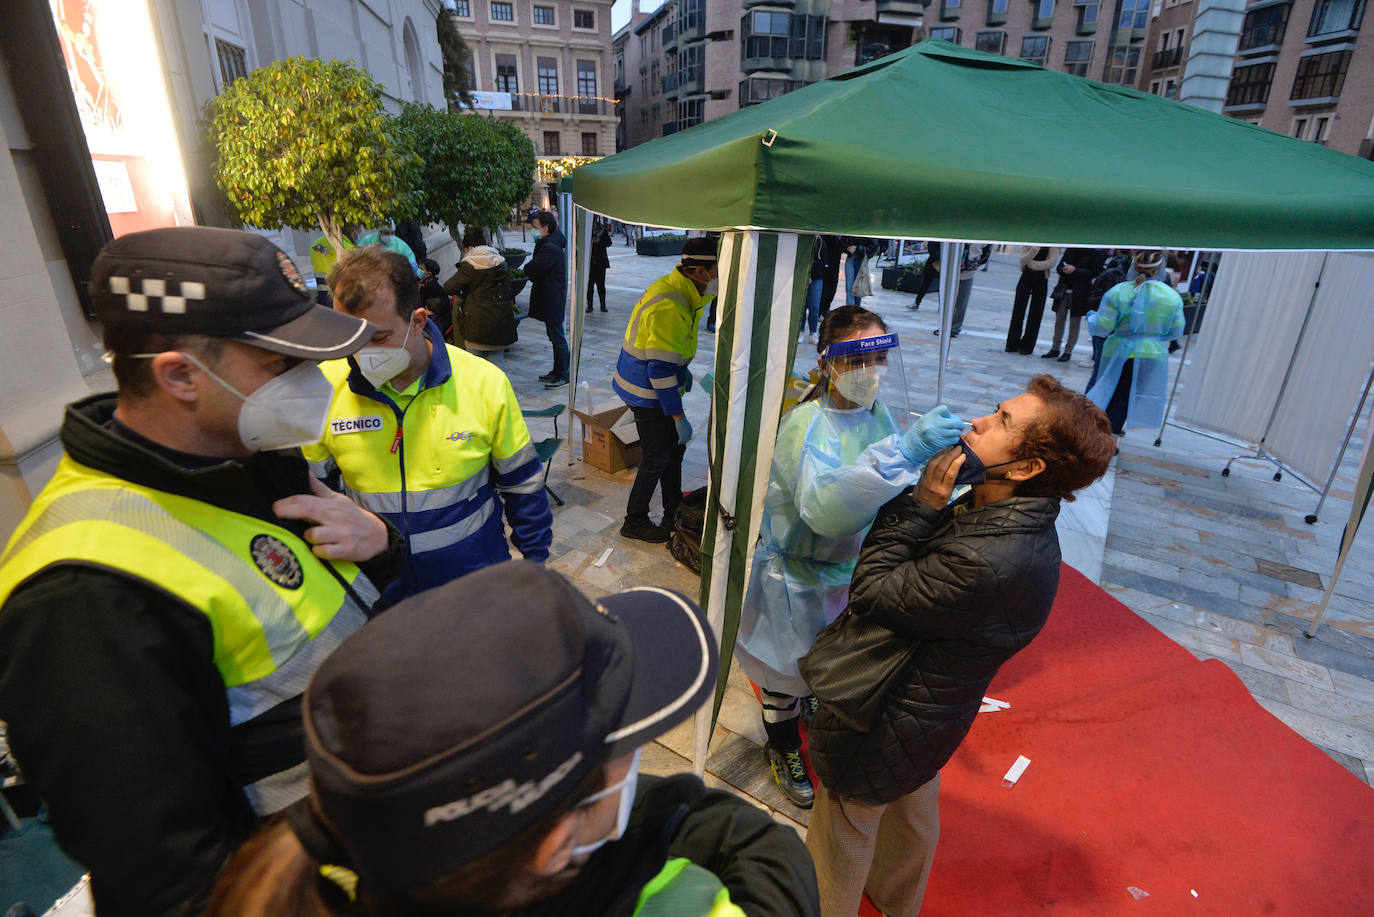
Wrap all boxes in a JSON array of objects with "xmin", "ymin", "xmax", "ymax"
[
  {"xmin": 569, "ymin": 749, "xmax": 641, "ymax": 859},
  {"xmin": 354, "ymin": 319, "xmax": 414, "ymax": 389},
  {"xmin": 170, "ymin": 354, "xmax": 335, "ymax": 452},
  {"xmin": 832, "ymin": 365, "xmax": 886, "ymax": 410}
]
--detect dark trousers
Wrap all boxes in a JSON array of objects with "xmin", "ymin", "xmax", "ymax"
[
  {"xmin": 545, "ymin": 315, "xmax": 569, "ymax": 376},
  {"xmin": 627, "ymin": 405, "xmax": 685, "ymax": 521},
  {"xmin": 1087, "ymin": 336, "xmax": 1106, "ymax": 391},
  {"xmin": 1105, "ymin": 358, "xmax": 1135, "ymax": 435},
  {"xmin": 586, "ymin": 268, "xmax": 606, "ymax": 311},
  {"xmin": 1007, "ymin": 272, "xmax": 1049, "ymax": 353},
  {"xmin": 912, "ymin": 261, "xmax": 939, "ymax": 307},
  {"xmin": 818, "ymin": 260, "xmax": 842, "ymax": 321}
]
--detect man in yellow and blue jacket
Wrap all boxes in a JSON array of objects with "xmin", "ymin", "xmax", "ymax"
[
  {"xmin": 305, "ymin": 246, "xmax": 552, "ymax": 602},
  {"xmin": 612, "ymin": 238, "xmax": 718, "ymax": 543}
]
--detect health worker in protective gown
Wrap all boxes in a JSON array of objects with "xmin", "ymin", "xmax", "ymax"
[{"xmin": 734, "ymin": 306, "xmax": 965, "ymax": 810}]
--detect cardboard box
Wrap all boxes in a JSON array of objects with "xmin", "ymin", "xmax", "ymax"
[{"xmin": 572, "ymin": 403, "xmax": 642, "ymax": 473}]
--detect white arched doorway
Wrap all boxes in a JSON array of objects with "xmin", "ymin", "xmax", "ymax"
[{"xmin": 402, "ymin": 18, "xmax": 425, "ymax": 104}]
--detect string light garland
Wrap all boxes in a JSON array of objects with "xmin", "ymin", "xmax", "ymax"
[{"xmin": 536, "ymin": 155, "xmax": 602, "ymax": 181}]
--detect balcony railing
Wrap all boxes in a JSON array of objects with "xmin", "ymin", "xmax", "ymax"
[
  {"xmin": 1237, "ymin": 24, "xmax": 1284, "ymax": 51},
  {"xmin": 510, "ymin": 93, "xmax": 610, "ymax": 116},
  {"xmin": 662, "ymin": 21, "xmax": 677, "ymax": 43},
  {"xmin": 662, "ymin": 120, "xmax": 679, "ymax": 136},
  {"xmin": 663, "ymin": 74, "xmax": 679, "ymax": 93},
  {"xmin": 1152, "ymin": 46, "xmax": 1183, "ymax": 69}
]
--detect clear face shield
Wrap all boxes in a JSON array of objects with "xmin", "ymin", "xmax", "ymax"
[{"xmin": 820, "ymin": 332, "xmax": 911, "ymax": 427}]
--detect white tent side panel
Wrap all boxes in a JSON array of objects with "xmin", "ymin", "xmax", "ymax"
[
  {"xmin": 1267, "ymin": 253, "xmax": 1374, "ymax": 481},
  {"xmin": 1174, "ymin": 251, "xmax": 1374, "ymax": 484}
]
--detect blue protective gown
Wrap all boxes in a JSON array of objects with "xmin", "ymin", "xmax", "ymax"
[
  {"xmin": 1085, "ymin": 279, "xmax": 1184, "ymax": 431},
  {"xmin": 735, "ymin": 394, "xmax": 920, "ymax": 697}
]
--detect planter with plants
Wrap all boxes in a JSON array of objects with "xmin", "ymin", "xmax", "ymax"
[
  {"xmin": 508, "ymin": 267, "xmax": 527, "ymax": 299},
  {"xmin": 501, "ymin": 248, "xmax": 527, "ymax": 271},
  {"xmin": 881, "ymin": 260, "xmax": 936, "ymax": 294},
  {"xmin": 636, "ymin": 233, "xmax": 688, "ymax": 257}
]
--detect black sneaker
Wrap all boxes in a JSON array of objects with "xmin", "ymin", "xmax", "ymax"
[
  {"xmin": 766, "ymin": 744, "xmax": 814, "ymax": 809},
  {"xmin": 799, "ymin": 694, "xmax": 821, "ymax": 723},
  {"xmin": 1040, "ymin": 349, "xmax": 1060, "ymax": 359},
  {"xmin": 544, "ymin": 377, "xmax": 569, "ymax": 389},
  {"xmin": 538, "ymin": 371, "xmax": 559, "ymax": 382},
  {"xmin": 621, "ymin": 515, "xmax": 670, "ymax": 543}
]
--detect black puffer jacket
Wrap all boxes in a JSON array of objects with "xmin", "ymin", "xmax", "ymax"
[
  {"xmin": 444, "ymin": 245, "xmax": 517, "ymax": 347},
  {"xmin": 808, "ymin": 491, "xmax": 1061, "ymax": 805}
]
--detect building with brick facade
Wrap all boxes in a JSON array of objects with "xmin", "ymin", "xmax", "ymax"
[
  {"xmin": 450, "ymin": 0, "xmax": 618, "ymax": 163},
  {"xmin": 1135, "ymin": 0, "xmax": 1374, "ymax": 159},
  {"xmin": 612, "ymin": 0, "xmax": 1177, "ymax": 150}
]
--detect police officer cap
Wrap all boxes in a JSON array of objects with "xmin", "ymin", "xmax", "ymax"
[
  {"xmin": 301, "ymin": 561, "xmax": 718, "ymax": 891},
  {"xmin": 92, "ymin": 226, "xmax": 372, "ymax": 360}
]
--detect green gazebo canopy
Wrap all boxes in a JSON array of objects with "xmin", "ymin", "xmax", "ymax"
[{"xmin": 573, "ymin": 40, "xmax": 1374, "ymax": 251}]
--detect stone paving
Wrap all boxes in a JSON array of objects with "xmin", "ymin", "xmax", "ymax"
[{"xmin": 493, "ymin": 240, "xmax": 1374, "ymax": 833}]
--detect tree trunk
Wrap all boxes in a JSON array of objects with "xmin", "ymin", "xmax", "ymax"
[{"xmin": 318, "ymin": 213, "xmax": 346, "ymax": 258}]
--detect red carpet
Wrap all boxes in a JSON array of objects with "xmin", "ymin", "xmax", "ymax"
[{"xmin": 838, "ymin": 564, "xmax": 1374, "ymax": 916}]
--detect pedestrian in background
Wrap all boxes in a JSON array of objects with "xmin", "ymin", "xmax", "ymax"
[
  {"xmin": 526, "ymin": 210, "xmax": 571, "ymax": 389},
  {"xmin": 1005, "ymin": 244, "xmax": 1061, "ymax": 354},
  {"xmin": 817, "ymin": 234, "xmax": 844, "ymax": 322},
  {"xmin": 0, "ymin": 227, "xmax": 396, "ymax": 917},
  {"xmin": 587, "ymin": 218, "xmax": 611, "ymax": 313},
  {"xmin": 418, "ymin": 257, "xmax": 450, "ymax": 340},
  {"xmin": 613, "ymin": 239, "xmax": 718, "ymax": 543},
  {"xmin": 1043, "ymin": 248, "xmax": 1106, "ymax": 363},
  {"xmin": 1085, "ymin": 251, "xmax": 1129, "ymax": 391},
  {"xmin": 842, "ymin": 237, "xmax": 874, "ymax": 307},
  {"xmin": 801, "ymin": 236, "xmax": 827, "ymax": 344},
  {"xmin": 445, "ymin": 227, "xmax": 516, "ymax": 363},
  {"xmin": 934, "ymin": 245, "xmax": 991, "ymax": 339},
  {"xmin": 907, "ymin": 242, "xmax": 941, "ymax": 311}
]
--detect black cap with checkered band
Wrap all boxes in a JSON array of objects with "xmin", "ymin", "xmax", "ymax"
[{"xmin": 91, "ymin": 226, "xmax": 373, "ymax": 360}]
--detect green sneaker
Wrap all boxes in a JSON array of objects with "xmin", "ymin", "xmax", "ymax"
[{"xmin": 766, "ymin": 744, "xmax": 814, "ymax": 809}]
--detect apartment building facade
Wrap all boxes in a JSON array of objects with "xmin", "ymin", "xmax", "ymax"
[
  {"xmin": 450, "ymin": 0, "xmax": 618, "ymax": 158},
  {"xmin": 1219, "ymin": 0, "xmax": 1372, "ymax": 155},
  {"xmin": 613, "ymin": 0, "xmax": 1186, "ymax": 151}
]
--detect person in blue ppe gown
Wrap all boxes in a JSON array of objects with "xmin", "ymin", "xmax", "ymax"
[{"xmin": 734, "ymin": 305, "xmax": 965, "ymax": 810}]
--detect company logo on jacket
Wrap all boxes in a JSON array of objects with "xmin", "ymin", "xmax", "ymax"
[{"xmin": 445, "ymin": 432, "xmax": 473, "ymax": 442}]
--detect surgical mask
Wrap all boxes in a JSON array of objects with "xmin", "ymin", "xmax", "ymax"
[
  {"xmin": 701, "ymin": 277, "xmax": 718, "ymax": 299},
  {"xmin": 831, "ymin": 364, "xmax": 886, "ymax": 410},
  {"xmin": 163, "ymin": 353, "xmax": 334, "ymax": 452},
  {"xmin": 569, "ymin": 749, "xmax": 640, "ymax": 859},
  {"xmin": 953, "ymin": 440, "xmax": 1020, "ymax": 486},
  {"xmin": 354, "ymin": 319, "xmax": 414, "ymax": 389}
]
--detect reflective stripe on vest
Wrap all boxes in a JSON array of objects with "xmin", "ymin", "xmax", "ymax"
[
  {"xmin": 0, "ymin": 457, "xmax": 374, "ymax": 726},
  {"xmin": 633, "ymin": 858, "xmax": 746, "ymax": 917}
]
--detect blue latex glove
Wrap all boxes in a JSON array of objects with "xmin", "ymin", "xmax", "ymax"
[
  {"xmin": 683, "ymin": 368, "xmax": 693, "ymax": 393},
  {"xmin": 675, "ymin": 417, "xmax": 694, "ymax": 446},
  {"xmin": 899, "ymin": 405, "xmax": 964, "ymax": 465}
]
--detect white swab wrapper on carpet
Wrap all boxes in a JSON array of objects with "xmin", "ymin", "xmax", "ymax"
[
  {"xmin": 980, "ymin": 696, "xmax": 1010, "ymax": 713},
  {"xmin": 1002, "ymin": 755, "xmax": 1031, "ymax": 787}
]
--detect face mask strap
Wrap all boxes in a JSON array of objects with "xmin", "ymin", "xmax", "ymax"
[{"xmin": 129, "ymin": 350, "xmax": 250, "ymax": 403}]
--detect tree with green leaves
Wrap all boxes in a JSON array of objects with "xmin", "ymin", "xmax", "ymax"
[
  {"xmin": 397, "ymin": 102, "xmax": 536, "ymax": 243},
  {"xmin": 205, "ymin": 57, "xmax": 421, "ymax": 254}
]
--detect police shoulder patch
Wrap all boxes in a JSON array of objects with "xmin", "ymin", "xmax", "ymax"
[
  {"xmin": 276, "ymin": 251, "xmax": 310, "ymax": 295},
  {"xmin": 251, "ymin": 534, "xmax": 304, "ymax": 589}
]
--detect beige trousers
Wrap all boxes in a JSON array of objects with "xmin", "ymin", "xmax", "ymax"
[{"xmin": 806, "ymin": 774, "xmax": 941, "ymax": 917}]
